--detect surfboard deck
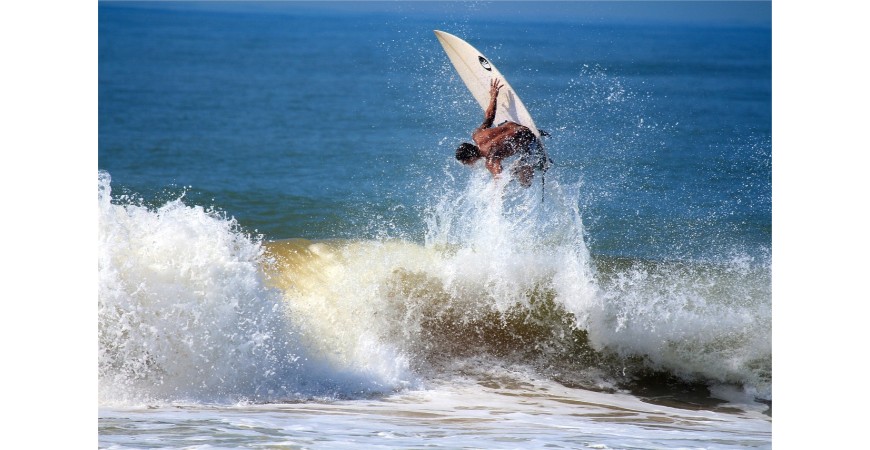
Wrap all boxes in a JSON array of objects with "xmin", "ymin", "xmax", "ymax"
[{"xmin": 434, "ymin": 30, "xmax": 541, "ymax": 138}]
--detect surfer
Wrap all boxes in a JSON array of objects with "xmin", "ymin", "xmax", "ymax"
[{"xmin": 455, "ymin": 78, "xmax": 549, "ymax": 187}]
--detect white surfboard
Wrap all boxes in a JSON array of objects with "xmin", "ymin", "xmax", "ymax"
[{"xmin": 434, "ymin": 30, "xmax": 541, "ymax": 138}]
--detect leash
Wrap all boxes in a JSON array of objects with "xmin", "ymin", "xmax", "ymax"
[{"xmin": 536, "ymin": 129, "xmax": 552, "ymax": 203}]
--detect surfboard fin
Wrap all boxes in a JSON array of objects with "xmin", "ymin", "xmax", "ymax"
[{"xmin": 539, "ymin": 129, "xmax": 551, "ymax": 137}]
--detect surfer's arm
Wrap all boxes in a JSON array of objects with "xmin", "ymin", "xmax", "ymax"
[
  {"xmin": 479, "ymin": 79, "xmax": 502, "ymax": 129},
  {"xmin": 485, "ymin": 157, "xmax": 503, "ymax": 177}
]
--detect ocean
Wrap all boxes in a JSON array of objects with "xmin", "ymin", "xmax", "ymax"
[{"xmin": 98, "ymin": 2, "xmax": 772, "ymax": 448}]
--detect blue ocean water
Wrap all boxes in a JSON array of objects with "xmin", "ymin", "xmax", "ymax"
[
  {"xmin": 98, "ymin": 2, "xmax": 771, "ymax": 448},
  {"xmin": 99, "ymin": 1, "xmax": 770, "ymax": 260}
]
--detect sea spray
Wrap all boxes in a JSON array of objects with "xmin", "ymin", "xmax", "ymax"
[
  {"xmin": 428, "ymin": 169, "xmax": 771, "ymax": 400},
  {"xmin": 276, "ymin": 163, "xmax": 772, "ymax": 400},
  {"xmin": 98, "ymin": 171, "xmax": 300, "ymax": 403},
  {"xmin": 98, "ymin": 172, "xmax": 407, "ymax": 405},
  {"xmin": 263, "ymin": 170, "xmax": 607, "ymax": 385},
  {"xmin": 99, "ymin": 162, "xmax": 771, "ymax": 406},
  {"xmin": 587, "ymin": 254, "xmax": 772, "ymax": 400},
  {"xmin": 416, "ymin": 169, "xmax": 608, "ymax": 384}
]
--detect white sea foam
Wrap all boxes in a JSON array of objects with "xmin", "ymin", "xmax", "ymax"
[
  {"xmin": 587, "ymin": 255, "xmax": 772, "ymax": 399},
  {"xmin": 98, "ymin": 167, "xmax": 771, "ymax": 405},
  {"xmin": 100, "ymin": 373, "xmax": 772, "ymax": 449},
  {"xmin": 98, "ymin": 172, "xmax": 408, "ymax": 405},
  {"xmin": 423, "ymin": 170, "xmax": 599, "ymax": 318},
  {"xmin": 419, "ymin": 167, "xmax": 770, "ymax": 398}
]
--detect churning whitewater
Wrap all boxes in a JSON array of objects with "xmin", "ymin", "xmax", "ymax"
[
  {"xmin": 98, "ymin": 168, "xmax": 770, "ymax": 407},
  {"xmin": 98, "ymin": 4, "xmax": 772, "ymax": 447},
  {"xmin": 98, "ymin": 171, "xmax": 404, "ymax": 405}
]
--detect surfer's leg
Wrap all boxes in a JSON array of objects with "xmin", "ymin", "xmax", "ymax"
[
  {"xmin": 512, "ymin": 164, "xmax": 533, "ymax": 188},
  {"xmin": 531, "ymin": 139, "xmax": 552, "ymax": 172},
  {"xmin": 511, "ymin": 154, "xmax": 534, "ymax": 188}
]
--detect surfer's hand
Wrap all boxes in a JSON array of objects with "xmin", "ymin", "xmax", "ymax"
[{"xmin": 490, "ymin": 78, "xmax": 502, "ymax": 97}]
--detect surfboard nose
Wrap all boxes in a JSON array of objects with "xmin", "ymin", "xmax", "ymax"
[
  {"xmin": 433, "ymin": 30, "xmax": 448, "ymax": 44},
  {"xmin": 434, "ymin": 29, "xmax": 541, "ymax": 138}
]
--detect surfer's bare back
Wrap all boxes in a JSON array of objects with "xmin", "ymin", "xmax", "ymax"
[{"xmin": 455, "ymin": 78, "xmax": 546, "ymax": 187}]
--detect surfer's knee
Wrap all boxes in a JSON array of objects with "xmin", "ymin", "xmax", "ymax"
[
  {"xmin": 511, "ymin": 163, "xmax": 533, "ymax": 188},
  {"xmin": 456, "ymin": 143, "xmax": 481, "ymax": 165}
]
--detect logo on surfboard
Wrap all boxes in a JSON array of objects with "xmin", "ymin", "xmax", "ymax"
[{"xmin": 478, "ymin": 56, "xmax": 492, "ymax": 71}]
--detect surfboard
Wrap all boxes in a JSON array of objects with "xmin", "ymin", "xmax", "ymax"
[{"xmin": 434, "ymin": 30, "xmax": 541, "ymax": 138}]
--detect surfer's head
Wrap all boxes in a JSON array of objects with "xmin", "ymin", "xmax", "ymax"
[{"xmin": 456, "ymin": 143, "xmax": 481, "ymax": 165}]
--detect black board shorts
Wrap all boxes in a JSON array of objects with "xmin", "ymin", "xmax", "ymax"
[{"xmin": 518, "ymin": 138, "xmax": 553, "ymax": 173}]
